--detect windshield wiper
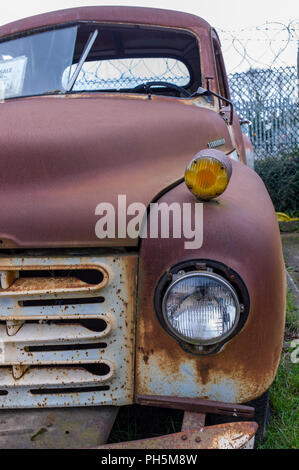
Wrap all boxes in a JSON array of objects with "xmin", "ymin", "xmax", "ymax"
[{"xmin": 65, "ymin": 29, "xmax": 98, "ymax": 92}]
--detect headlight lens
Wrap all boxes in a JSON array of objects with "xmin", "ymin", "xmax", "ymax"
[
  {"xmin": 184, "ymin": 149, "xmax": 232, "ymax": 200},
  {"xmin": 162, "ymin": 271, "xmax": 240, "ymax": 345}
]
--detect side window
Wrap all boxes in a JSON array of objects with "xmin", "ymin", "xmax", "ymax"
[{"xmin": 213, "ymin": 40, "xmax": 228, "ymax": 100}]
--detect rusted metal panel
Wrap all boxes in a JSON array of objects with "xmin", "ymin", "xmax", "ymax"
[
  {"xmin": 0, "ymin": 264, "xmax": 108, "ymax": 297},
  {"xmin": 0, "ymin": 253, "xmax": 137, "ymax": 408},
  {"xmin": 99, "ymin": 421, "xmax": 258, "ymax": 449},
  {"xmin": 137, "ymin": 395, "xmax": 254, "ymax": 418},
  {"xmin": 181, "ymin": 411, "xmax": 206, "ymax": 430},
  {"xmin": 1, "ymin": 325, "xmax": 116, "ymax": 364},
  {"xmin": 0, "ymin": 406, "xmax": 119, "ymax": 448},
  {"xmin": 136, "ymin": 159, "xmax": 286, "ymax": 403},
  {"xmin": 0, "ymin": 97, "xmax": 233, "ymax": 248}
]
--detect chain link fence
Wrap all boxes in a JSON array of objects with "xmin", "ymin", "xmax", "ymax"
[
  {"xmin": 219, "ymin": 21, "xmax": 299, "ymax": 215},
  {"xmin": 229, "ymin": 66, "xmax": 298, "ymax": 157},
  {"xmin": 218, "ymin": 21, "xmax": 299, "ymax": 158},
  {"xmin": 69, "ymin": 22, "xmax": 299, "ymax": 161},
  {"xmin": 66, "ymin": 57, "xmax": 190, "ymax": 91}
]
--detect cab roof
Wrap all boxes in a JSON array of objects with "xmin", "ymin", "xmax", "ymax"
[{"xmin": 0, "ymin": 6, "xmax": 211, "ymax": 39}]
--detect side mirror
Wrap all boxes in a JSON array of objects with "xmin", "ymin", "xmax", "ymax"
[{"xmin": 195, "ymin": 86, "xmax": 234, "ymax": 125}]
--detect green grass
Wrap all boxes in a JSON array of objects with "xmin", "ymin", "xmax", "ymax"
[
  {"xmin": 285, "ymin": 289, "xmax": 299, "ymax": 335},
  {"xmin": 260, "ymin": 290, "xmax": 299, "ymax": 449}
]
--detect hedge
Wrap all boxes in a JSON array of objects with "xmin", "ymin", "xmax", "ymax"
[{"xmin": 254, "ymin": 150, "xmax": 299, "ymax": 217}]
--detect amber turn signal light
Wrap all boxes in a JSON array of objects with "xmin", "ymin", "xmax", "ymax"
[{"xmin": 184, "ymin": 149, "xmax": 232, "ymax": 200}]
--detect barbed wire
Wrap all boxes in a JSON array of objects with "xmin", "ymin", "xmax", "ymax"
[
  {"xmin": 218, "ymin": 20, "xmax": 299, "ymax": 72},
  {"xmin": 221, "ymin": 22, "xmax": 299, "ymax": 157},
  {"xmin": 68, "ymin": 21, "xmax": 298, "ymax": 157}
]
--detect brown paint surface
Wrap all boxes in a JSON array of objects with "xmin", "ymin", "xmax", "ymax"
[
  {"xmin": 0, "ymin": 96, "xmax": 232, "ymax": 247},
  {"xmin": 0, "ymin": 6, "xmax": 210, "ymax": 38},
  {"xmin": 136, "ymin": 160, "xmax": 286, "ymax": 403}
]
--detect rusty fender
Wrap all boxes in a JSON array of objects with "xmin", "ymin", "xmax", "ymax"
[
  {"xmin": 136, "ymin": 159, "xmax": 286, "ymax": 404},
  {"xmin": 99, "ymin": 410, "xmax": 257, "ymax": 449}
]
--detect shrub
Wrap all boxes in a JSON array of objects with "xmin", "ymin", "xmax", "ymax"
[{"xmin": 254, "ymin": 149, "xmax": 299, "ymax": 217}]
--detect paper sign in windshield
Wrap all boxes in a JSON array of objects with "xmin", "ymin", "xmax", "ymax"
[{"xmin": 0, "ymin": 56, "xmax": 27, "ymax": 99}]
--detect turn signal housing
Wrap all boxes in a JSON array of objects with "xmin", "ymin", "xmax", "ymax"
[{"xmin": 185, "ymin": 149, "xmax": 232, "ymax": 200}]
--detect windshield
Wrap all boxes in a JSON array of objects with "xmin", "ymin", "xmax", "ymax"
[
  {"xmin": 63, "ymin": 58, "xmax": 190, "ymax": 91},
  {"xmin": 0, "ymin": 23, "xmax": 201, "ymax": 99}
]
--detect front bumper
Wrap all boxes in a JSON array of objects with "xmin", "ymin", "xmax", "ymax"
[
  {"xmin": 100, "ymin": 402, "xmax": 257, "ymax": 449},
  {"xmin": 0, "ymin": 406, "xmax": 257, "ymax": 449},
  {"xmin": 101, "ymin": 414, "xmax": 257, "ymax": 449}
]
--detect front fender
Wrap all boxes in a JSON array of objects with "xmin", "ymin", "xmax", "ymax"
[{"xmin": 136, "ymin": 159, "xmax": 286, "ymax": 403}]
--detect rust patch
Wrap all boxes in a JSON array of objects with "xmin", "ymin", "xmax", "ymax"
[
  {"xmin": 137, "ymin": 395, "xmax": 254, "ymax": 417},
  {"xmin": 99, "ymin": 421, "xmax": 258, "ymax": 449},
  {"xmin": 0, "ymin": 264, "xmax": 108, "ymax": 297},
  {"xmin": 0, "ymin": 95, "xmax": 233, "ymax": 248},
  {"xmin": 181, "ymin": 411, "xmax": 206, "ymax": 430},
  {"xmin": 136, "ymin": 160, "xmax": 286, "ymax": 403}
]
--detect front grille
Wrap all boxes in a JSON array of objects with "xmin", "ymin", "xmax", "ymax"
[{"xmin": 0, "ymin": 253, "xmax": 137, "ymax": 408}]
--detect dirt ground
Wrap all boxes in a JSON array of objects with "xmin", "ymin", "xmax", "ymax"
[{"xmin": 281, "ymin": 233, "xmax": 299, "ymax": 289}]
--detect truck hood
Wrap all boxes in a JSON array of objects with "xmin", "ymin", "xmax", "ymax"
[{"xmin": 0, "ymin": 95, "xmax": 233, "ymax": 248}]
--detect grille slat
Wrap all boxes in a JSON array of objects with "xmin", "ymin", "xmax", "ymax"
[
  {"xmin": 30, "ymin": 385, "xmax": 110, "ymax": 395},
  {"xmin": 0, "ymin": 267, "xmax": 108, "ymax": 297}
]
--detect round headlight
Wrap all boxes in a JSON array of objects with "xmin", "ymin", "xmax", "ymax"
[
  {"xmin": 162, "ymin": 271, "xmax": 240, "ymax": 345},
  {"xmin": 184, "ymin": 149, "xmax": 232, "ymax": 201}
]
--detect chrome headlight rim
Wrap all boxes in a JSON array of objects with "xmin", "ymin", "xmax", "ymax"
[
  {"xmin": 161, "ymin": 271, "xmax": 241, "ymax": 346},
  {"xmin": 154, "ymin": 259, "xmax": 250, "ymax": 355}
]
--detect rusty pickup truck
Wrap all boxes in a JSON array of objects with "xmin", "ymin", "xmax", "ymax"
[{"xmin": 0, "ymin": 6, "xmax": 285, "ymax": 449}]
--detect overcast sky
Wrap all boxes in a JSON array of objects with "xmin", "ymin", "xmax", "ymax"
[
  {"xmin": 1, "ymin": 0, "xmax": 297, "ymax": 29},
  {"xmin": 1, "ymin": 1, "xmax": 298, "ymax": 71}
]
